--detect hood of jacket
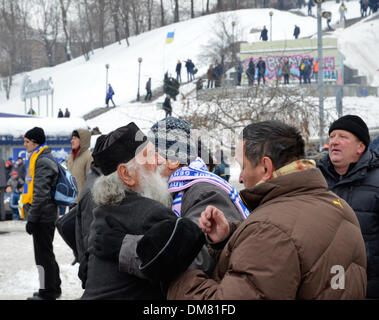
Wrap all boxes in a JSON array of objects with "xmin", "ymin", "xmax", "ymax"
[{"xmin": 72, "ymin": 129, "xmax": 91, "ymax": 157}]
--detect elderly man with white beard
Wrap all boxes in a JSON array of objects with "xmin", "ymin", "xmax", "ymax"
[{"xmin": 81, "ymin": 122, "xmax": 205, "ymax": 300}]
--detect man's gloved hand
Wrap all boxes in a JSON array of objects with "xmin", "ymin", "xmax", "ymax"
[
  {"xmin": 93, "ymin": 215, "xmax": 127, "ymax": 262},
  {"xmin": 25, "ymin": 221, "xmax": 36, "ymax": 235}
]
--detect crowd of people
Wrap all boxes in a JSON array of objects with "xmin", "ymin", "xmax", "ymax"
[{"xmin": 1, "ymin": 111, "xmax": 377, "ymax": 301}]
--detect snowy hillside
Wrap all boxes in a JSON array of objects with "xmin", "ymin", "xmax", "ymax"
[{"xmin": 1, "ymin": 0, "xmax": 377, "ymax": 123}]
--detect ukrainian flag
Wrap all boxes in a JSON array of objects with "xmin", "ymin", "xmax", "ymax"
[{"xmin": 166, "ymin": 31, "xmax": 175, "ymax": 44}]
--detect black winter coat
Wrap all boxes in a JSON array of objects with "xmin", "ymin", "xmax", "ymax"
[
  {"xmin": 75, "ymin": 163, "xmax": 101, "ymax": 284},
  {"xmin": 82, "ymin": 190, "xmax": 175, "ymax": 300},
  {"xmin": 25, "ymin": 148, "xmax": 58, "ymax": 224},
  {"xmin": 317, "ymin": 149, "xmax": 379, "ymax": 299}
]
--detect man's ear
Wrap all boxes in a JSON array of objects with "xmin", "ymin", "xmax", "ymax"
[
  {"xmin": 117, "ymin": 163, "xmax": 136, "ymax": 188},
  {"xmin": 261, "ymin": 156, "xmax": 275, "ymax": 182},
  {"xmin": 166, "ymin": 159, "xmax": 180, "ymax": 170},
  {"xmin": 357, "ymin": 142, "xmax": 366, "ymax": 156}
]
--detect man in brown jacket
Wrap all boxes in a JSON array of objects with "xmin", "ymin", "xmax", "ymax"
[{"xmin": 168, "ymin": 120, "xmax": 367, "ymax": 300}]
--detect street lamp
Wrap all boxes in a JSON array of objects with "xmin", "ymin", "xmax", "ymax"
[
  {"xmin": 269, "ymin": 11, "xmax": 273, "ymax": 41},
  {"xmin": 137, "ymin": 57, "xmax": 142, "ymax": 102},
  {"xmin": 315, "ymin": 0, "xmax": 325, "ymax": 149},
  {"xmin": 232, "ymin": 21, "xmax": 236, "ymax": 82},
  {"xmin": 105, "ymin": 64, "xmax": 110, "ymax": 97}
]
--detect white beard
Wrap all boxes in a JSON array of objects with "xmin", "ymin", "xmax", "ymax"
[{"xmin": 136, "ymin": 165, "xmax": 173, "ymax": 208}]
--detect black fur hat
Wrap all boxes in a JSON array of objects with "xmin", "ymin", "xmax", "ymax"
[
  {"xmin": 92, "ymin": 122, "xmax": 147, "ymax": 176},
  {"xmin": 137, "ymin": 217, "xmax": 206, "ymax": 282}
]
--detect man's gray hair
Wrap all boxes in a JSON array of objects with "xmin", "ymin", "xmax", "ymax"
[{"xmin": 92, "ymin": 161, "xmax": 136, "ymax": 206}]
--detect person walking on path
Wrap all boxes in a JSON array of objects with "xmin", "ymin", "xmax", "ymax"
[
  {"xmin": 145, "ymin": 78, "xmax": 152, "ymax": 101},
  {"xmin": 105, "ymin": 84, "xmax": 116, "ymax": 108},
  {"xmin": 21, "ymin": 127, "xmax": 62, "ymax": 300}
]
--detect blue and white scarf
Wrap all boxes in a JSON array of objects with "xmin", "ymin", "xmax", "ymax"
[{"xmin": 168, "ymin": 157, "xmax": 250, "ymax": 219}]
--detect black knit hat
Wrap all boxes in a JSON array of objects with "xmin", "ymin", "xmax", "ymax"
[
  {"xmin": 24, "ymin": 127, "xmax": 46, "ymax": 145},
  {"xmin": 148, "ymin": 117, "xmax": 197, "ymax": 165},
  {"xmin": 329, "ymin": 115, "xmax": 370, "ymax": 148},
  {"xmin": 137, "ymin": 217, "xmax": 206, "ymax": 283},
  {"xmin": 92, "ymin": 122, "xmax": 147, "ymax": 176}
]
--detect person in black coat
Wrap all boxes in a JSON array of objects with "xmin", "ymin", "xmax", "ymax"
[
  {"xmin": 162, "ymin": 95, "xmax": 172, "ymax": 118},
  {"xmin": 58, "ymin": 109, "xmax": 64, "ymax": 118},
  {"xmin": 294, "ymin": 25, "xmax": 300, "ymax": 39},
  {"xmin": 256, "ymin": 57, "xmax": 266, "ymax": 85},
  {"xmin": 317, "ymin": 115, "xmax": 379, "ymax": 299},
  {"xmin": 246, "ymin": 58, "xmax": 256, "ymax": 86},
  {"xmin": 81, "ymin": 123, "xmax": 204, "ymax": 299},
  {"xmin": 175, "ymin": 60, "xmax": 182, "ymax": 83},
  {"xmin": 260, "ymin": 26, "xmax": 268, "ymax": 41},
  {"xmin": 145, "ymin": 78, "xmax": 152, "ymax": 101},
  {"xmin": 22, "ymin": 127, "xmax": 61, "ymax": 300}
]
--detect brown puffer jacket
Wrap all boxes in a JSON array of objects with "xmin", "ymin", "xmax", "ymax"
[
  {"xmin": 66, "ymin": 129, "xmax": 93, "ymax": 203},
  {"xmin": 168, "ymin": 168, "xmax": 367, "ymax": 300}
]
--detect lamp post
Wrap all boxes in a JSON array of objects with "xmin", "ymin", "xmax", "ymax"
[
  {"xmin": 137, "ymin": 57, "xmax": 142, "ymax": 102},
  {"xmin": 315, "ymin": 0, "xmax": 325, "ymax": 149},
  {"xmin": 269, "ymin": 11, "xmax": 273, "ymax": 41},
  {"xmin": 232, "ymin": 21, "xmax": 236, "ymax": 84},
  {"xmin": 105, "ymin": 64, "xmax": 110, "ymax": 97}
]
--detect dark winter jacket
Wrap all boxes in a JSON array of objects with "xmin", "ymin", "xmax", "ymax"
[
  {"xmin": 75, "ymin": 163, "xmax": 101, "ymax": 288},
  {"xmin": 82, "ymin": 190, "xmax": 175, "ymax": 300},
  {"xmin": 163, "ymin": 97, "xmax": 172, "ymax": 113},
  {"xmin": 168, "ymin": 168, "xmax": 367, "ymax": 300},
  {"xmin": 118, "ymin": 182, "xmax": 245, "ymax": 281},
  {"xmin": 176, "ymin": 62, "xmax": 182, "ymax": 73},
  {"xmin": 317, "ymin": 149, "xmax": 379, "ymax": 299},
  {"xmin": 260, "ymin": 28, "xmax": 268, "ymax": 41},
  {"xmin": 24, "ymin": 148, "xmax": 59, "ymax": 224},
  {"xmin": 294, "ymin": 26, "xmax": 300, "ymax": 38},
  {"xmin": 257, "ymin": 60, "xmax": 266, "ymax": 75}
]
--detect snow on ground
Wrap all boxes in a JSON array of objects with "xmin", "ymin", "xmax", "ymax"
[
  {"xmin": 1, "ymin": 0, "xmax": 377, "ymax": 124},
  {"xmin": 0, "ymin": 221, "xmax": 83, "ymax": 300}
]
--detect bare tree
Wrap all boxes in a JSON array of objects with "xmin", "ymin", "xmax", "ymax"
[
  {"xmin": 181, "ymin": 84, "xmax": 324, "ymax": 150},
  {"xmin": 59, "ymin": 0, "xmax": 73, "ymax": 61},
  {"xmin": 145, "ymin": 0, "xmax": 153, "ymax": 31},
  {"xmin": 110, "ymin": 0, "xmax": 121, "ymax": 44},
  {"xmin": 159, "ymin": 0, "xmax": 165, "ymax": 26},
  {"xmin": 191, "ymin": 0, "xmax": 194, "ymax": 18},
  {"xmin": 174, "ymin": 0, "xmax": 179, "ymax": 22},
  {"xmin": 120, "ymin": 0, "xmax": 130, "ymax": 46}
]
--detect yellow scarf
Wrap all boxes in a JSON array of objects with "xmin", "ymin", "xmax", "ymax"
[
  {"xmin": 20, "ymin": 144, "xmax": 48, "ymax": 218},
  {"xmin": 256, "ymin": 159, "xmax": 316, "ymax": 186}
]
